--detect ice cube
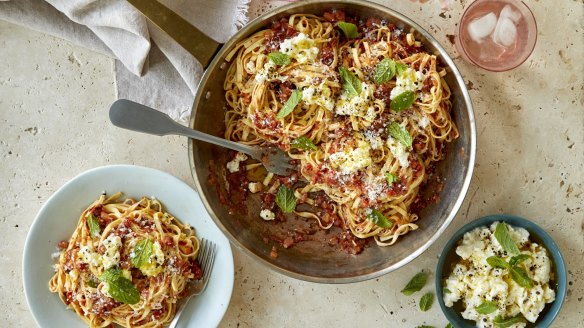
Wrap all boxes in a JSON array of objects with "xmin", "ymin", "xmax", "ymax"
[
  {"xmin": 492, "ymin": 16, "xmax": 517, "ymax": 47},
  {"xmin": 500, "ymin": 5, "xmax": 522, "ymax": 23},
  {"xmin": 467, "ymin": 12, "xmax": 497, "ymax": 43}
]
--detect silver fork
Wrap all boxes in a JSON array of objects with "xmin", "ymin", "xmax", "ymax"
[
  {"xmin": 109, "ymin": 99, "xmax": 295, "ymax": 176},
  {"xmin": 168, "ymin": 238, "xmax": 217, "ymax": 328}
]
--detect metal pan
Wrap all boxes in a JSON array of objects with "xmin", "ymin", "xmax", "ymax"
[{"xmin": 131, "ymin": 0, "xmax": 476, "ymax": 283}]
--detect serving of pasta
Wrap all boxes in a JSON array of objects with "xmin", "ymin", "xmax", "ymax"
[
  {"xmin": 49, "ymin": 192, "xmax": 202, "ymax": 327},
  {"xmin": 222, "ymin": 10, "xmax": 458, "ymax": 253}
]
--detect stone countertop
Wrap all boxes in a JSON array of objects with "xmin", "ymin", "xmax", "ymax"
[{"xmin": 0, "ymin": 0, "xmax": 582, "ymax": 327}]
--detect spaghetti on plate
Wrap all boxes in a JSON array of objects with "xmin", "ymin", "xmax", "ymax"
[
  {"xmin": 49, "ymin": 192, "xmax": 202, "ymax": 327},
  {"xmin": 222, "ymin": 11, "xmax": 458, "ymax": 252}
]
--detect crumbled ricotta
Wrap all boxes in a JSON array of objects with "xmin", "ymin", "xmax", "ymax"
[
  {"xmin": 387, "ymin": 136, "xmax": 410, "ymax": 168},
  {"xmin": 335, "ymin": 82, "xmax": 378, "ymax": 122},
  {"xmin": 226, "ymin": 152, "xmax": 248, "ymax": 173},
  {"xmin": 279, "ymin": 33, "xmax": 319, "ymax": 64},
  {"xmin": 390, "ymin": 67, "xmax": 425, "ymax": 100},
  {"xmin": 101, "ymin": 234, "xmax": 122, "ymax": 269},
  {"xmin": 248, "ymin": 182, "xmax": 263, "ymax": 193},
  {"xmin": 302, "ymin": 84, "xmax": 335, "ymax": 111},
  {"xmin": 329, "ymin": 138, "xmax": 372, "ymax": 174},
  {"xmin": 443, "ymin": 222, "xmax": 556, "ymax": 327},
  {"xmin": 260, "ymin": 209, "xmax": 276, "ymax": 221}
]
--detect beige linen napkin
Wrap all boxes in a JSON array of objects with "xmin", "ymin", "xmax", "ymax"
[{"xmin": 0, "ymin": 0, "xmax": 249, "ymax": 122}]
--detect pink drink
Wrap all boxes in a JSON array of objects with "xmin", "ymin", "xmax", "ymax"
[{"xmin": 455, "ymin": 0, "xmax": 537, "ymax": 72}]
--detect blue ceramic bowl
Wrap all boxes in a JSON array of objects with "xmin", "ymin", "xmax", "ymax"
[{"xmin": 435, "ymin": 214, "xmax": 567, "ymax": 328}]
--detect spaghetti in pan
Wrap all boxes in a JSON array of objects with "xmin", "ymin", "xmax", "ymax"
[
  {"xmin": 222, "ymin": 10, "xmax": 458, "ymax": 253},
  {"xmin": 49, "ymin": 192, "xmax": 202, "ymax": 327}
]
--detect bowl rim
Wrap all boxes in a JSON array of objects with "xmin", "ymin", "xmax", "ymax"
[
  {"xmin": 188, "ymin": 0, "xmax": 477, "ymax": 283},
  {"xmin": 435, "ymin": 214, "xmax": 567, "ymax": 327}
]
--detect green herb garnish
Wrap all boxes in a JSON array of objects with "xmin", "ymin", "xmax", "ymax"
[
  {"xmin": 336, "ymin": 21, "xmax": 359, "ymax": 39},
  {"xmin": 291, "ymin": 136, "xmax": 317, "ymax": 151},
  {"xmin": 275, "ymin": 185, "xmax": 296, "ymax": 213},
  {"xmin": 267, "ymin": 51, "xmax": 291, "ymax": 66},
  {"xmin": 445, "ymin": 324, "xmax": 454, "ymax": 328},
  {"xmin": 396, "ymin": 62, "xmax": 409, "ymax": 75},
  {"xmin": 475, "ymin": 300, "xmax": 498, "ymax": 314},
  {"xmin": 339, "ymin": 66, "xmax": 362, "ymax": 98},
  {"xmin": 419, "ymin": 293, "xmax": 434, "ymax": 312},
  {"xmin": 99, "ymin": 268, "xmax": 140, "ymax": 305},
  {"xmin": 87, "ymin": 213, "xmax": 101, "ymax": 238},
  {"xmin": 366, "ymin": 209, "xmax": 393, "ymax": 229},
  {"xmin": 487, "ymin": 256, "xmax": 510, "ymax": 269},
  {"xmin": 373, "ymin": 58, "xmax": 397, "ymax": 84},
  {"xmin": 494, "ymin": 222, "xmax": 520, "ymax": 255},
  {"xmin": 443, "ymin": 288, "xmax": 451, "ymax": 294},
  {"xmin": 486, "ymin": 255, "xmax": 534, "ymax": 288},
  {"xmin": 401, "ymin": 272, "xmax": 427, "ymax": 295},
  {"xmin": 131, "ymin": 239, "xmax": 154, "ymax": 269},
  {"xmin": 276, "ymin": 89, "xmax": 302, "ymax": 119},
  {"xmin": 509, "ymin": 254, "xmax": 530, "ymax": 266},
  {"xmin": 390, "ymin": 90, "xmax": 416, "ymax": 112},
  {"xmin": 387, "ymin": 122, "xmax": 413, "ymax": 148},
  {"xmin": 509, "ymin": 266, "xmax": 534, "ymax": 288},
  {"xmin": 384, "ymin": 172, "xmax": 398, "ymax": 185},
  {"xmin": 493, "ymin": 315, "xmax": 526, "ymax": 328}
]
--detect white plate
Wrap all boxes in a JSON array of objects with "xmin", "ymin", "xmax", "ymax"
[{"xmin": 23, "ymin": 165, "xmax": 234, "ymax": 328}]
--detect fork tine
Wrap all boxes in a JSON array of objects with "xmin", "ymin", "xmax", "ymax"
[
  {"xmin": 197, "ymin": 239, "xmax": 210, "ymax": 275},
  {"xmin": 199, "ymin": 243, "xmax": 216, "ymax": 292}
]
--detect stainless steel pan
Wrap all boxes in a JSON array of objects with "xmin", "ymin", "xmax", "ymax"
[{"xmin": 131, "ymin": 0, "xmax": 476, "ymax": 283}]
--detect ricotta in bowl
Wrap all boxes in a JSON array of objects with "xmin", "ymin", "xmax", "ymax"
[{"xmin": 443, "ymin": 221, "xmax": 555, "ymax": 328}]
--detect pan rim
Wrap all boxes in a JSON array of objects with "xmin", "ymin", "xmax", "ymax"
[{"xmin": 187, "ymin": 0, "xmax": 476, "ymax": 284}]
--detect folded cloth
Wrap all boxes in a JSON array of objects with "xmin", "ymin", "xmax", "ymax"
[{"xmin": 0, "ymin": 0, "xmax": 249, "ymax": 122}]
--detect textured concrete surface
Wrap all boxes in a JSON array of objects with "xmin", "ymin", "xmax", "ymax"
[{"xmin": 1, "ymin": 0, "xmax": 583, "ymax": 327}]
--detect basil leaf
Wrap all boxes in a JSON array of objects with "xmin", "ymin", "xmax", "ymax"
[
  {"xmin": 267, "ymin": 51, "xmax": 291, "ymax": 66},
  {"xmin": 99, "ymin": 268, "xmax": 122, "ymax": 282},
  {"xmin": 475, "ymin": 300, "xmax": 498, "ymax": 314},
  {"xmin": 509, "ymin": 254, "xmax": 530, "ymax": 267},
  {"xmin": 443, "ymin": 288, "xmax": 452, "ymax": 294},
  {"xmin": 384, "ymin": 172, "xmax": 398, "ymax": 185},
  {"xmin": 390, "ymin": 90, "xmax": 416, "ymax": 112},
  {"xmin": 276, "ymin": 185, "xmax": 296, "ymax": 213},
  {"xmin": 87, "ymin": 213, "xmax": 101, "ymax": 238},
  {"xmin": 486, "ymin": 256, "xmax": 510, "ymax": 269},
  {"xmin": 291, "ymin": 136, "xmax": 317, "ymax": 151},
  {"xmin": 446, "ymin": 324, "xmax": 454, "ymax": 328},
  {"xmin": 401, "ymin": 272, "xmax": 427, "ymax": 295},
  {"xmin": 131, "ymin": 239, "xmax": 154, "ymax": 269},
  {"xmin": 336, "ymin": 21, "xmax": 359, "ymax": 39},
  {"xmin": 100, "ymin": 268, "xmax": 140, "ymax": 305},
  {"xmin": 494, "ymin": 222, "xmax": 520, "ymax": 255},
  {"xmin": 419, "ymin": 293, "xmax": 434, "ymax": 312},
  {"xmin": 510, "ymin": 266, "xmax": 534, "ymax": 288},
  {"xmin": 396, "ymin": 62, "xmax": 409, "ymax": 75},
  {"xmin": 373, "ymin": 58, "xmax": 397, "ymax": 84},
  {"xmin": 387, "ymin": 122, "xmax": 413, "ymax": 148},
  {"xmin": 493, "ymin": 315, "xmax": 526, "ymax": 328},
  {"xmin": 339, "ymin": 66, "xmax": 362, "ymax": 98},
  {"xmin": 366, "ymin": 209, "xmax": 393, "ymax": 229},
  {"xmin": 87, "ymin": 279, "xmax": 98, "ymax": 288},
  {"xmin": 276, "ymin": 89, "xmax": 302, "ymax": 119}
]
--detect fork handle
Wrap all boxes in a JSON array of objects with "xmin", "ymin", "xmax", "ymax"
[
  {"xmin": 168, "ymin": 293, "xmax": 194, "ymax": 328},
  {"xmin": 109, "ymin": 99, "xmax": 256, "ymax": 157}
]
